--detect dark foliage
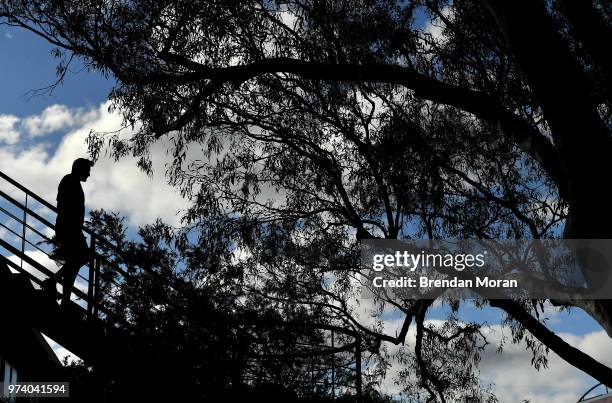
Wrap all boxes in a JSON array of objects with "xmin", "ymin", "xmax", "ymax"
[{"xmin": 1, "ymin": 0, "xmax": 611, "ymax": 399}]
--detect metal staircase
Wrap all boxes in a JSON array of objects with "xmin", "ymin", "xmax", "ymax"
[
  {"xmin": 0, "ymin": 170, "xmax": 137, "ymax": 363},
  {"xmin": 0, "ymin": 170, "xmax": 365, "ymax": 398}
]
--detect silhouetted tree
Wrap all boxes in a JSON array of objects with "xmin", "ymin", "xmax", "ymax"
[
  {"xmin": 1, "ymin": 0, "xmax": 611, "ymax": 398},
  {"xmin": 80, "ymin": 210, "xmax": 371, "ymax": 401}
]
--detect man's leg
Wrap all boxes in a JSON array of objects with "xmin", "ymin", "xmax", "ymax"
[
  {"xmin": 42, "ymin": 267, "xmax": 63, "ymax": 299},
  {"xmin": 60, "ymin": 260, "xmax": 80, "ymax": 307},
  {"xmin": 57, "ymin": 232, "xmax": 89, "ymax": 307},
  {"xmin": 48, "ymin": 265, "xmax": 64, "ymax": 284},
  {"xmin": 45, "ymin": 235, "xmax": 67, "ymax": 298}
]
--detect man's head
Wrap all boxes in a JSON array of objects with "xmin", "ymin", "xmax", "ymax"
[{"xmin": 71, "ymin": 158, "xmax": 93, "ymax": 182}]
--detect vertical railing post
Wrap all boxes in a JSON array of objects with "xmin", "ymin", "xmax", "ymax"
[
  {"xmin": 87, "ymin": 234, "xmax": 96, "ymax": 320},
  {"xmin": 20, "ymin": 194, "xmax": 28, "ymax": 269},
  {"xmin": 355, "ymin": 334, "xmax": 362, "ymax": 403},
  {"xmin": 331, "ymin": 330, "xmax": 335, "ymax": 400},
  {"xmin": 311, "ymin": 351, "xmax": 315, "ymax": 394},
  {"xmin": 93, "ymin": 256, "xmax": 100, "ymax": 318},
  {"xmin": 257, "ymin": 356, "xmax": 264, "ymax": 387}
]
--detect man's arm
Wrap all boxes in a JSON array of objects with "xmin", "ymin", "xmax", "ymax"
[{"xmin": 55, "ymin": 175, "xmax": 82, "ymax": 231}]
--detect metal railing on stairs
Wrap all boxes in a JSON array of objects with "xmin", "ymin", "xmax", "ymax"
[
  {"xmin": 0, "ymin": 170, "xmax": 367, "ymax": 397},
  {"xmin": 0, "ymin": 170, "xmax": 133, "ymax": 322},
  {"xmin": 578, "ymin": 383, "xmax": 611, "ymax": 402},
  {"xmin": 0, "ymin": 168, "xmax": 231, "ymax": 333}
]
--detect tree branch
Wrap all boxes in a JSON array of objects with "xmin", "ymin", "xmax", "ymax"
[
  {"xmin": 489, "ymin": 299, "xmax": 612, "ymax": 387},
  {"xmin": 151, "ymin": 56, "xmax": 568, "ymax": 200}
]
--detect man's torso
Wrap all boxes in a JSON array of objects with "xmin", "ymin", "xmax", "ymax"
[{"xmin": 55, "ymin": 173, "xmax": 85, "ymax": 239}]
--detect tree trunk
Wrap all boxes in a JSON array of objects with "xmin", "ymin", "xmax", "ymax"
[
  {"xmin": 485, "ymin": 0, "xmax": 612, "ymax": 377},
  {"xmin": 484, "ymin": 0, "xmax": 612, "ymax": 241}
]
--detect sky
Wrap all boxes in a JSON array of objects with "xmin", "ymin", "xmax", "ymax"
[{"xmin": 0, "ymin": 19, "xmax": 611, "ymax": 403}]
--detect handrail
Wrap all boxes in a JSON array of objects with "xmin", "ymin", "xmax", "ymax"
[
  {"xmin": 0, "ymin": 204, "xmax": 53, "ymax": 243},
  {"xmin": 0, "ymin": 171, "xmax": 133, "ymax": 274},
  {"xmin": 0, "ymin": 169, "xmax": 176, "ymax": 322},
  {"xmin": 0, "ymin": 172, "xmax": 253, "ymax": 348},
  {"xmin": 0, "ymin": 221, "xmax": 49, "ymax": 256},
  {"xmin": 0, "ymin": 238, "xmax": 103, "ymax": 313},
  {"xmin": 578, "ymin": 383, "xmax": 610, "ymax": 402},
  {"xmin": 0, "ymin": 185, "xmax": 161, "ymax": 329},
  {"xmin": 0, "ymin": 170, "xmax": 126, "ymax": 255},
  {"xmin": 0, "ymin": 171, "xmax": 57, "ymax": 213},
  {"xmin": 0, "ymin": 169, "xmax": 176, "ymax": 284},
  {"xmin": 0, "ymin": 170, "xmax": 362, "ymax": 393},
  {"xmin": 0, "ymin": 188, "xmax": 57, "ymax": 230},
  {"xmin": 0, "ymin": 170, "xmax": 107, "ymax": 321}
]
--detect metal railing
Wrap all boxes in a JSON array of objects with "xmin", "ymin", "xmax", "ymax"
[
  {"xmin": 242, "ymin": 328, "xmax": 363, "ymax": 400},
  {"xmin": 578, "ymin": 383, "xmax": 611, "ymax": 402},
  {"xmin": 0, "ymin": 170, "xmax": 130, "ymax": 321},
  {"xmin": 0, "ymin": 170, "xmax": 367, "ymax": 398},
  {"xmin": 0, "ymin": 169, "xmax": 248, "ymax": 329}
]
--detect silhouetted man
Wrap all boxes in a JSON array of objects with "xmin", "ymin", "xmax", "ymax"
[{"xmin": 49, "ymin": 158, "xmax": 93, "ymax": 307}]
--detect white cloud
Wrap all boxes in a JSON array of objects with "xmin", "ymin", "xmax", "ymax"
[
  {"xmin": 42, "ymin": 333, "xmax": 81, "ymax": 365},
  {"xmin": 5, "ymin": 32, "xmax": 13, "ymax": 39},
  {"xmin": 277, "ymin": 9, "xmax": 299, "ymax": 30},
  {"xmin": 477, "ymin": 326, "xmax": 611, "ymax": 402},
  {"xmin": 22, "ymin": 104, "xmax": 98, "ymax": 137},
  {"xmin": 0, "ymin": 114, "xmax": 20, "ymax": 144},
  {"xmin": 372, "ymin": 314, "xmax": 611, "ymax": 402},
  {"xmin": 422, "ymin": 5, "xmax": 454, "ymax": 46},
  {"xmin": 424, "ymin": 19, "xmax": 445, "ymax": 43},
  {"xmin": 3, "ymin": 101, "xmax": 611, "ymax": 402},
  {"xmin": 0, "ymin": 101, "xmax": 188, "ymax": 227},
  {"xmin": 347, "ymin": 296, "xmax": 610, "ymax": 402}
]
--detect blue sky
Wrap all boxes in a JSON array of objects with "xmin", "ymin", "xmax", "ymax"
[
  {"xmin": 0, "ymin": 27, "xmax": 113, "ymax": 116},
  {"xmin": 1, "ymin": 22, "xmax": 610, "ymax": 403}
]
